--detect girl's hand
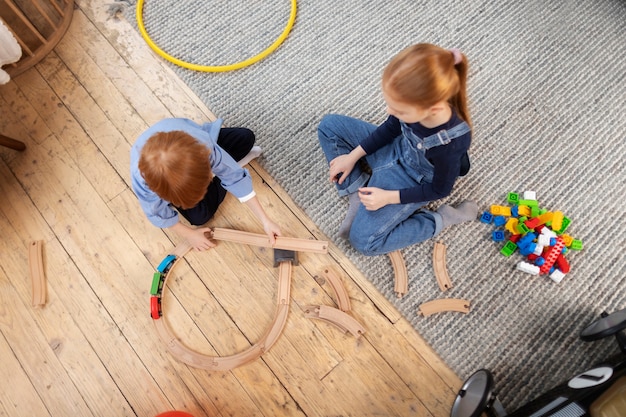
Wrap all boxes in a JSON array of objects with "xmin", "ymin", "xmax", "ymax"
[
  {"xmin": 358, "ymin": 187, "xmax": 400, "ymax": 211},
  {"xmin": 329, "ymin": 146, "xmax": 366, "ymax": 185},
  {"xmin": 329, "ymin": 154, "xmax": 356, "ymax": 185}
]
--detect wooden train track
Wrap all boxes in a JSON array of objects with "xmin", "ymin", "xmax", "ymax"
[
  {"xmin": 432, "ymin": 242, "xmax": 453, "ymax": 292},
  {"xmin": 418, "ymin": 298, "xmax": 471, "ymax": 317},
  {"xmin": 209, "ymin": 228, "xmax": 328, "ymax": 253},
  {"xmin": 304, "ymin": 305, "xmax": 365, "ymax": 338},
  {"xmin": 388, "ymin": 250, "xmax": 408, "ymax": 298},
  {"xmin": 320, "ymin": 267, "xmax": 352, "ymax": 311},
  {"xmin": 150, "ymin": 228, "xmax": 364, "ymax": 370},
  {"xmin": 28, "ymin": 240, "xmax": 46, "ymax": 307}
]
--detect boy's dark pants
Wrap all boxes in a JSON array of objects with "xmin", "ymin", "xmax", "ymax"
[{"xmin": 176, "ymin": 127, "xmax": 255, "ymax": 226}]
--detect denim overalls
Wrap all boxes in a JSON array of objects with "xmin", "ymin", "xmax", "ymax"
[{"xmin": 318, "ymin": 114, "xmax": 470, "ymax": 255}]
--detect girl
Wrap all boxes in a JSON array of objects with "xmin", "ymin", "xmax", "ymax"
[
  {"xmin": 131, "ymin": 118, "xmax": 280, "ymax": 251},
  {"xmin": 318, "ymin": 43, "xmax": 477, "ymax": 256}
]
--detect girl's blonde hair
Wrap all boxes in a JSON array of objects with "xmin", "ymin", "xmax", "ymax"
[
  {"xmin": 138, "ymin": 131, "xmax": 212, "ymax": 209},
  {"xmin": 382, "ymin": 43, "xmax": 471, "ymax": 127}
]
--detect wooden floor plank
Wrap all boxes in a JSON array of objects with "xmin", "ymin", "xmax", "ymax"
[
  {"xmin": 0, "ymin": 161, "xmax": 137, "ymax": 417},
  {"xmin": 0, "ymin": 270, "xmax": 95, "ymax": 417},
  {"xmin": 0, "ymin": 100, "xmax": 207, "ymax": 417},
  {"xmin": 0, "ymin": 2, "xmax": 463, "ymax": 416},
  {"xmin": 0, "ymin": 317, "xmax": 50, "ymax": 417},
  {"xmin": 76, "ymin": 0, "xmax": 214, "ymax": 122},
  {"xmin": 109, "ymin": 190, "xmax": 307, "ymax": 417}
]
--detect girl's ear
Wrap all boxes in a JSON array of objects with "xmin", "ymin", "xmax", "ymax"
[{"xmin": 428, "ymin": 101, "xmax": 448, "ymax": 115}]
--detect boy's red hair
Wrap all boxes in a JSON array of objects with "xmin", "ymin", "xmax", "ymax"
[{"xmin": 138, "ymin": 131, "xmax": 212, "ymax": 209}]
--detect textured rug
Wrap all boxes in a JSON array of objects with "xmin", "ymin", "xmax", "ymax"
[{"xmin": 121, "ymin": 0, "xmax": 626, "ymax": 410}]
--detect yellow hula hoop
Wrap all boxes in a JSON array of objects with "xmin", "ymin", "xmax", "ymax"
[{"xmin": 136, "ymin": 0, "xmax": 297, "ymax": 72}]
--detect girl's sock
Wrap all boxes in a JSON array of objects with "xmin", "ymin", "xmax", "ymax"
[
  {"xmin": 338, "ymin": 192, "xmax": 361, "ymax": 239},
  {"xmin": 437, "ymin": 200, "xmax": 478, "ymax": 229},
  {"xmin": 238, "ymin": 146, "xmax": 263, "ymax": 167}
]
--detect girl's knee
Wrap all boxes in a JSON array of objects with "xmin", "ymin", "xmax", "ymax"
[
  {"xmin": 318, "ymin": 114, "xmax": 343, "ymax": 137},
  {"xmin": 349, "ymin": 230, "xmax": 378, "ymax": 256}
]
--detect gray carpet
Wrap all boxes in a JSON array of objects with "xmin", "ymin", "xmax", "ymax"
[{"xmin": 121, "ymin": 0, "xmax": 626, "ymax": 411}]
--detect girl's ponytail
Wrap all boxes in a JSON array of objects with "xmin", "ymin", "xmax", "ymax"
[{"xmin": 450, "ymin": 51, "xmax": 471, "ymax": 128}]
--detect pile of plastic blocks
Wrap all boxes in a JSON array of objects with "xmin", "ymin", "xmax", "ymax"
[{"xmin": 480, "ymin": 191, "xmax": 583, "ymax": 283}]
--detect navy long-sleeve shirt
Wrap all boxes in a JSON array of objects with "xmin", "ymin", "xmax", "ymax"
[{"xmin": 360, "ymin": 113, "xmax": 471, "ymax": 204}]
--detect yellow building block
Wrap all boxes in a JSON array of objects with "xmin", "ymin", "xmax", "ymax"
[
  {"xmin": 490, "ymin": 205, "xmax": 512, "ymax": 217},
  {"xmin": 505, "ymin": 218, "xmax": 519, "ymax": 234},
  {"xmin": 517, "ymin": 205, "xmax": 531, "ymax": 217},
  {"xmin": 535, "ymin": 211, "xmax": 553, "ymax": 225},
  {"xmin": 561, "ymin": 234, "xmax": 574, "ymax": 247},
  {"xmin": 551, "ymin": 211, "xmax": 564, "ymax": 231}
]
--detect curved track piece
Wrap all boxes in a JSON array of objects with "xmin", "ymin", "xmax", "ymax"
[
  {"xmin": 418, "ymin": 298, "xmax": 471, "ymax": 317},
  {"xmin": 153, "ymin": 243, "xmax": 293, "ymax": 370},
  {"xmin": 388, "ymin": 250, "xmax": 408, "ymax": 298},
  {"xmin": 28, "ymin": 240, "xmax": 46, "ymax": 307},
  {"xmin": 304, "ymin": 305, "xmax": 365, "ymax": 338},
  {"xmin": 433, "ymin": 242, "xmax": 453, "ymax": 292},
  {"xmin": 211, "ymin": 228, "xmax": 328, "ymax": 254},
  {"xmin": 321, "ymin": 267, "xmax": 351, "ymax": 312},
  {"xmin": 172, "ymin": 240, "xmax": 192, "ymax": 258}
]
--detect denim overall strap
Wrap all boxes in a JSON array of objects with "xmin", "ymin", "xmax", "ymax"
[{"xmin": 420, "ymin": 121, "xmax": 471, "ymax": 150}]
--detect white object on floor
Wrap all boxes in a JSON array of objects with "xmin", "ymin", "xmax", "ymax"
[
  {"xmin": 0, "ymin": 19, "xmax": 22, "ymax": 84},
  {"xmin": 238, "ymin": 145, "xmax": 263, "ymax": 167}
]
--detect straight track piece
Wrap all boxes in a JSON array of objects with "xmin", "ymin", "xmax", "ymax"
[
  {"xmin": 210, "ymin": 228, "xmax": 328, "ymax": 254},
  {"xmin": 28, "ymin": 240, "xmax": 46, "ymax": 307}
]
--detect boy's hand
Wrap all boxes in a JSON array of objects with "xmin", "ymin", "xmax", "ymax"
[
  {"xmin": 188, "ymin": 226, "xmax": 216, "ymax": 251},
  {"xmin": 170, "ymin": 222, "xmax": 215, "ymax": 251},
  {"xmin": 358, "ymin": 187, "xmax": 400, "ymax": 211},
  {"xmin": 262, "ymin": 219, "xmax": 282, "ymax": 245}
]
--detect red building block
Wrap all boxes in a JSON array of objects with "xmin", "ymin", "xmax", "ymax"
[
  {"xmin": 524, "ymin": 217, "xmax": 541, "ymax": 230},
  {"xmin": 555, "ymin": 254, "xmax": 570, "ymax": 273},
  {"xmin": 539, "ymin": 237, "xmax": 565, "ymax": 274}
]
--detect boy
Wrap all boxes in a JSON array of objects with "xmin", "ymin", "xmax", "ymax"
[{"xmin": 131, "ymin": 118, "xmax": 280, "ymax": 250}]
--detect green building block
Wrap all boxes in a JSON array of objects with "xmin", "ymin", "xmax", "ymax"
[
  {"xmin": 500, "ymin": 241, "xmax": 518, "ymax": 257},
  {"xmin": 516, "ymin": 222, "xmax": 530, "ymax": 235},
  {"xmin": 507, "ymin": 192, "xmax": 520, "ymax": 204},
  {"xmin": 519, "ymin": 199, "xmax": 539, "ymax": 207},
  {"xmin": 530, "ymin": 206, "xmax": 540, "ymax": 218},
  {"xmin": 571, "ymin": 239, "xmax": 583, "ymax": 250},
  {"xmin": 556, "ymin": 216, "xmax": 571, "ymax": 235}
]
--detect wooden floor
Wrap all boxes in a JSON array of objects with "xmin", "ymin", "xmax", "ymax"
[{"xmin": 0, "ymin": 1, "xmax": 461, "ymax": 416}]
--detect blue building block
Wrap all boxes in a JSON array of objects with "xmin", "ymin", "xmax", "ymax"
[
  {"xmin": 480, "ymin": 211, "xmax": 494, "ymax": 223},
  {"xmin": 492, "ymin": 230, "xmax": 505, "ymax": 242}
]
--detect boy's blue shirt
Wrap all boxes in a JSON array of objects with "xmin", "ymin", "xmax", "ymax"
[{"xmin": 130, "ymin": 118, "xmax": 255, "ymax": 228}]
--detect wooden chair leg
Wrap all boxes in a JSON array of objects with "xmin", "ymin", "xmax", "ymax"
[{"xmin": 0, "ymin": 134, "xmax": 26, "ymax": 151}]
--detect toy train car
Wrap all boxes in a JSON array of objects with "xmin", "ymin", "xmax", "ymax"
[
  {"xmin": 150, "ymin": 254, "xmax": 177, "ymax": 320},
  {"xmin": 156, "ymin": 254, "xmax": 176, "ymax": 274},
  {"xmin": 150, "ymin": 272, "xmax": 165, "ymax": 296},
  {"xmin": 150, "ymin": 295, "xmax": 162, "ymax": 319}
]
